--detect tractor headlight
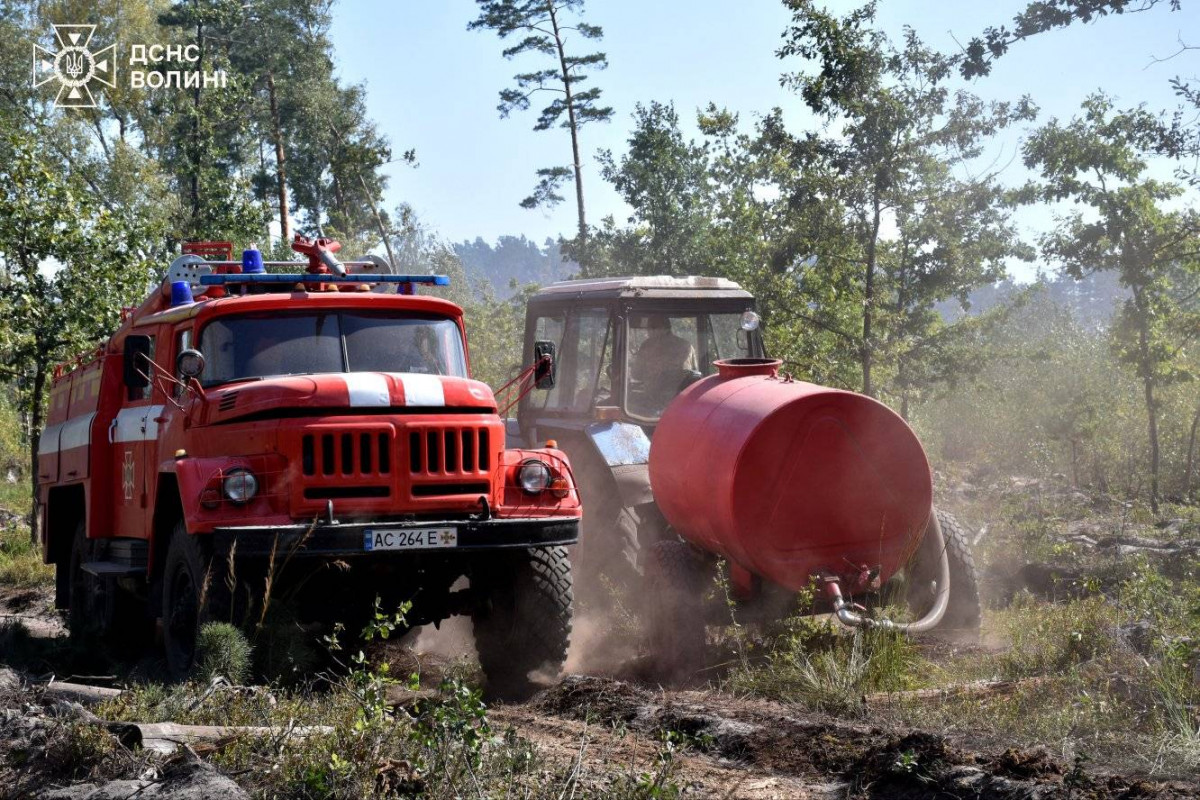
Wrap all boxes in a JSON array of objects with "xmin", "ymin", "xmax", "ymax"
[
  {"xmin": 517, "ymin": 459, "xmax": 552, "ymax": 494},
  {"xmin": 223, "ymin": 468, "xmax": 258, "ymax": 504}
]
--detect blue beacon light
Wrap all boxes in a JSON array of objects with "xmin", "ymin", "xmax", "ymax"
[
  {"xmin": 242, "ymin": 245, "xmax": 265, "ymax": 274},
  {"xmin": 170, "ymin": 280, "xmax": 194, "ymax": 307}
]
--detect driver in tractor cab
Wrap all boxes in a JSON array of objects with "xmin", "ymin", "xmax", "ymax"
[{"xmin": 631, "ymin": 314, "xmax": 697, "ymax": 410}]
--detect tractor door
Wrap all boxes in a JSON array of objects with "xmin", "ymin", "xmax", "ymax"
[{"xmin": 519, "ymin": 305, "xmax": 616, "ymax": 435}]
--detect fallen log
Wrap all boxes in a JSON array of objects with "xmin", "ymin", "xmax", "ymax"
[
  {"xmin": 865, "ymin": 677, "xmax": 1048, "ymax": 705},
  {"xmin": 104, "ymin": 720, "xmax": 335, "ymax": 755},
  {"xmin": 41, "ymin": 680, "xmax": 124, "ymax": 705}
]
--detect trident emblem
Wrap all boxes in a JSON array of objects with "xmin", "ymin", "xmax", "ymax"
[
  {"xmin": 62, "ymin": 50, "xmax": 85, "ymax": 79},
  {"xmin": 32, "ymin": 24, "xmax": 117, "ymax": 108}
]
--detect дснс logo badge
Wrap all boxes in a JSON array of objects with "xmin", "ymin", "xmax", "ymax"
[{"xmin": 32, "ymin": 24, "xmax": 116, "ymax": 108}]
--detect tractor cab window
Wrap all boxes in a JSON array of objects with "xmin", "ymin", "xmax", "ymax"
[
  {"xmin": 199, "ymin": 312, "xmax": 467, "ymax": 386},
  {"xmin": 625, "ymin": 311, "xmax": 759, "ymax": 419},
  {"xmin": 525, "ymin": 308, "xmax": 612, "ymax": 414}
]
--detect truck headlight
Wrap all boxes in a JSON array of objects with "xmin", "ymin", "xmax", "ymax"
[
  {"xmin": 517, "ymin": 460, "xmax": 551, "ymax": 494},
  {"xmin": 223, "ymin": 469, "xmax": 258, "ymax": 504}
]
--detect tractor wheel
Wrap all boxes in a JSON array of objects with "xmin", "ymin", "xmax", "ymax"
[
  {"xmin": 575, "ymin": 500, "xmax": 642, "ymax": 610},
  {"xmin": 472, "ymin": 546, "xmax": 573, "ymax": 701},
  {"xmin": 162, "ymin": 521, "xmax": 219, "ymax": 680},
  {"xmin": 904, "ymin": 508, "xmax": 982, "ymax": 635},
  {"xmin": 645, "ymin": 540, "xmax": 707, "ymax": 681},
  {"xmin": 68, "ymin": 521, "xmax": 111, "ymax": 642}
]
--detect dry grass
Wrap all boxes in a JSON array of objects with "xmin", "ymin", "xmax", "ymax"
[{"xmin": 0, "ymin": 524, "xmax": 51, "ymax": 589}]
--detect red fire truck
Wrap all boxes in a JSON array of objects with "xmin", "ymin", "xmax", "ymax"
[{"xmin": 37, "ymin": 237, "xmax": 579, "ymax": 695}]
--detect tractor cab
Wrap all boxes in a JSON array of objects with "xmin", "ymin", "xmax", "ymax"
[
  {"xmin": 512, "ymin": 276, "xmax": 763, "ymax": 602},
  {"xmin": 516, "ymin": 276, "xmax": 763, "ymax": 435}
]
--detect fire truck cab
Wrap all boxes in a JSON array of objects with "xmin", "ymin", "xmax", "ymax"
[{"xmin": 38, "ymin": 239, "xmax": 579, "ymax": 696}]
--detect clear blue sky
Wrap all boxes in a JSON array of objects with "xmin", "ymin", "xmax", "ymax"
[{"xmin": 330, "ymin": 0, "xmax": 1200, "ymax": 270}]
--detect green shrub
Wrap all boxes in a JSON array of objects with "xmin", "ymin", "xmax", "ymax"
[
  {"xmin": 726, "ymin": 613, "xmax": 923, "ymax": 713},
  {"xmin": 997, "ymin": 593, "xmax": 1117, "ymax": 679},
  {"xmin": 196, "ymin": 622, "xmax": 253, "ymax": 684}
]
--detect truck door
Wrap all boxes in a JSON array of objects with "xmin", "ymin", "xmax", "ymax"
[{"xmin": 111, "ymin": 333, "xmax": 160, "ymax": 539}]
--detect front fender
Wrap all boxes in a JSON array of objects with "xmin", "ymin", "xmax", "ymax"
[
  {"xmin": 584, "ymin": 421, "xmax": 653, "ymax": 508},
  {"xmin": 172, "ymin": 454, "xmax": 291, "ymax": 532}
]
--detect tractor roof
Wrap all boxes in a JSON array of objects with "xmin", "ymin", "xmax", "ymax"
[{"xmin": 530, "ymin": 275, "xmax": 753, "ymax": 302}]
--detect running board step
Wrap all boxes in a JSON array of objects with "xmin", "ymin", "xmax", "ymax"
[{"xmin": 81, "ymin": 561, "xmax": 146, "ymax": 577}]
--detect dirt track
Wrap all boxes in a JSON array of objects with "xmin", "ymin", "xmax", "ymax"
[
  {"xmin": 494, "ymin": 674, "xmax": 1200, "ymax": 799},
  {"xmin": 4, "ymin": 586, "xmax": 1200, "ymax": 799}
]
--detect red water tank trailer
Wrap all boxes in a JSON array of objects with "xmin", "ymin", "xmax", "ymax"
[{"xmin": 649, "ymin": 358, "xmax": 932, "ymax": 594}]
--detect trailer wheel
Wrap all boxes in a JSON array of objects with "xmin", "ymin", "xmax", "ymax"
[
  {"xmin": 162, "ymin": 521, "xmax": 216, "ymax": 680},
  {"xmin": 472, "ymin": 546, "xmax": 573, "ymax": 701},
  {"xmin": 904, "ymin": 508, "xmax": 982, "ymax": 634},
  {"xmin": 645, "ymin": 540, "xmax": 707, "ymax": 680}
]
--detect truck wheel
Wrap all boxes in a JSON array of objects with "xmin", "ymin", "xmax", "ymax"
[
  {"xmin": 162, "ymin": 521, "xmax": 215, "ymax": 680},
  {"xmin": 68, "ymin": 521, "xmax": 110, "ymax": 641},
  {"xmin": 904, "ymin": 508, "xmax": 982, "ymax": 635},
  {"xmin": 645, "ymin": 540, "xmax": 707, "ymax": 680},
  {"xmin": 472, "ymin": 546, "xmax": 572, "ymax": 701}
]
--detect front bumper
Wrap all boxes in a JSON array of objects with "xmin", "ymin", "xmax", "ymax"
[{"xmin": 211, "ymin": 516, "xmax": 578, "ymax": 558}]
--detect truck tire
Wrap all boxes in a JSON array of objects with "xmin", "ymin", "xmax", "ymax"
[
  {"xmin": 472, "ymin": 546, "xmax": 572, "ymax": 701},
  {"xmin": 68, "ymin": 521, "xmax": 110, "ymax": 641},
  {"xmin": 904, "ymin": 508, "xmax": 982, "ymax": 635},
  {"xmin": 162, "ymin": 521, "xmax": 217, "ymax": 680},
  {"xmin": 645, "ymin": 540, "xmax": 707, "ymax": 680}
]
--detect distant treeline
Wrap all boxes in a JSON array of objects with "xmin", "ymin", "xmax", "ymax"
[{"xmin": 453, "ymin": 236, "xmax": 576, "ymax": 298}]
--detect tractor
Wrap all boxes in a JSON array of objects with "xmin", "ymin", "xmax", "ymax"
[{"xmin": 509, "ymin": 275, "xmax": 982, "ymax": 672}]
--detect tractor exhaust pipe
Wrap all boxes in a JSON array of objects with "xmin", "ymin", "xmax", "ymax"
[{"xmin": 823, "ymin": 513, "xmax": 951, "ymax": 635}]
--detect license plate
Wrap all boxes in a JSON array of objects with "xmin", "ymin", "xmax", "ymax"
[{"xmin": 363, "ymin": 527, "xmax": 458, "ymax": 551}]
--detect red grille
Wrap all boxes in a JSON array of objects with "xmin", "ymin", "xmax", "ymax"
[
  {"xmin": 302, "ymin": 430, "xmax": 392, "ymax": 477},
  {"xmin": 408, "ymin": 426, "xmax": 490, "ymax": 476}
]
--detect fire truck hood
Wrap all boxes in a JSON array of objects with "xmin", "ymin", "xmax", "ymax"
[{"xmin": 208, "ymin": 373, "xmax": 498, "ymax": 420}]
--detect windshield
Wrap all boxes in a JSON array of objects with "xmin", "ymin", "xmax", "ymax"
[
  {"xmin": 626, "ymin": 310, "xmax": 759, "ymax": 419},
  {"xmin": 200, "ymin": 312, "xmax": 467, "ymax": 386}
]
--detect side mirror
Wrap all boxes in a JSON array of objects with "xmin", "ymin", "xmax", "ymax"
[
  {"xmin": 533, "ymin": 340, "xmax": 556, "ymax": 389},
  {"xmin": 177, "ymin": 349, "xmax": 206, "ymax": 380},
  {"xmin": 123, "ymin": 335, "xmax": 152, "ymax": 391}
]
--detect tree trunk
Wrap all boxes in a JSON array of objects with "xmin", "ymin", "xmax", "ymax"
[
  {"xmin": 1070, "ymin": 439, "xmax": 1080, "ymax": 489},
  {"xmin": 190, "ymin": 21, "xmax": 204, "ymax": 221},
  {"xmin": 1185, "ymin": 403, "xmax": 1199, "ymax": 502},
  {"xmin": 1143, "ymin": 374, "xmax": 1160, "ymax": 515},
  {"xmin": 266, "ymin": 72, "xmax": 291, "ymax": 245},
  {"xmin": 548, "ymin": 2, "xmax": 587, "ymax": 244},
  {"xmin": 27, "ymin": 362, "xmax": 46, "ymax": 546},
  {"xmin": 862, "ymin": 196, "xmax": 882, "ymax": 398},
  {"xmin": 1133, "ymin": 292, "xmax": 1160, "ymax": 514}
]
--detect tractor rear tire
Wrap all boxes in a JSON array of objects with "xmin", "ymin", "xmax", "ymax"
[
  {"xmin": 575, "ymin": 500, "xmax": 642, "ymax": 611},
  {"xmin": 645, "ymin": 540, "xmax": 707, "ymax": 681},
  {"xmin": 905, "ymin": 508, "xmax": 982, "ymax": 635},
  {"xmin": 162, "ymin": 521, "xmax": 220, "ymax": 680},
  {"xmin": 472, "ymin": 546, "xmax": 573, "ymax": 701}
]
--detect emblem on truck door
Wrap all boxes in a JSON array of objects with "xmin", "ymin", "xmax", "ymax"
[{"xmin": 122, "ymin": 450, "xmax": 135, "ymax": 500}]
